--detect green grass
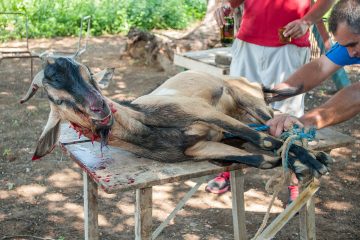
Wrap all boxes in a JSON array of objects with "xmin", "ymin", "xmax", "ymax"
[{"xmin": 0, "ymin": 0, "xmax": 207, "ymax": 41}]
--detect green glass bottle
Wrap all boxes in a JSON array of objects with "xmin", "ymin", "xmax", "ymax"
[{"xmin": 221, "ymin": 6, "xmax": 234, "ymax": 46}]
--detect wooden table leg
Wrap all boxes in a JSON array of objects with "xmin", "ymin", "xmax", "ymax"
[
  {"xmin": 83, "ymin": 171, "xmax": 99, "ymax": 240},
  {"xmin": 254, "ymin": 181, "xmax": 319, "ymax": 240},
  {"xmin": 135, "ymin": 187, "xmax": 153, "ymax": 240},
  {"xmin": 230, "ymin": 169, "xmax": 247, "ymax": 240},
  {"xmin": 300, "ymin": 181, "xmax": 317, "ymax": 240}
]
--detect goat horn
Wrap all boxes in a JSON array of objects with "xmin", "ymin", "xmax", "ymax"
[
  {"xmin": 45, "ymin": 56, "xmax": 56, "ymax": 65},
  {"xmin": 20, "ymin": 70, "xmax": 44, "ymax": 104},
  {"xmin": 38, "ymin": 51, "xmax": 56, "ymax": 66}
]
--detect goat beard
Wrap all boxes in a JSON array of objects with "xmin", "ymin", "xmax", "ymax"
[
  {"xmin": 69, "ymin": 121, "xmax": 111, "ymax": 150},
  {"xmin": 95, "ymin": 125, "xmax": 111, "ymax": 150}
]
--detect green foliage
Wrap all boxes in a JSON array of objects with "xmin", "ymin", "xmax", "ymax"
[
  {"xmin": 2, "ymin": 148, "xmax": 11, "ymax": 157},
  {"xmin": 0, "ymin": 0, "xmax": 207, "ymax": 41}
]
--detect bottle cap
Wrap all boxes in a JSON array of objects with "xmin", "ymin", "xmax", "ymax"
[{"xmin": 278, "ymin": 27, "xmax": 291, "ymax": 43}]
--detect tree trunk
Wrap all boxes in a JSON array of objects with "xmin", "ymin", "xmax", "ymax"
[{"xmin": 124, "ymin": 0, "xmax": 224, "ymax": 74}]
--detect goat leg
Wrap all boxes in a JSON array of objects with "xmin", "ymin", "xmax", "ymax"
[
  {"xmin": 289, "ymin": 146, "xmax": 330, "ymax": 175},
  {"xmin": 202, "ymin": 113, "xmax": 282, "ymax": 150},
  {"xmin": 186, "ymin": 141, "xmax": 281, "ymax": 169},
  {"xmin": 262, "ymin": 84, "xmax": 304, "ymax": 104},
  {"xmin": 203, "ymin": 113, "xmax": 330, "ymax": 176},
  {"xmin": 223, "ymin": 132, "xmax": 330, "ymax": 176}
]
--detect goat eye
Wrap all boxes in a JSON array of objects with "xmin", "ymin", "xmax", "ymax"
[{"xmin": 55, "ymin": 99, "xmax": 63, "ymax": 105}]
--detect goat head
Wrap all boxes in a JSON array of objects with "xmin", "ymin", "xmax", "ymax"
[{"xmin": 21, "ymin": 56, "xmax": 114, "ymax": 160}]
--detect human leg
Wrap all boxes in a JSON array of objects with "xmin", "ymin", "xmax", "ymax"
[{"xmin": 231, "ymin": 41, "xmax": 309, "ymax": 201}]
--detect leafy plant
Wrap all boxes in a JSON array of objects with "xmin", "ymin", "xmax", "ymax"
[
  {"xmin": 0, "ymin": 0, "xmax": 207, "ymax": 41},
  {"xmin": 2, "ymin": 148, "xmax": 11, "ymax": 157}
]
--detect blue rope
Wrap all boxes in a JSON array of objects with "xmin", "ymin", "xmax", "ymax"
[
  {"xmin": 226, "ymin": 123, "xmax": 316, "ymax": 171},
  {"xmin": 279, "ymin": 125, "xmax": 317, "ymax": 170},
  {"xmin": 247, "ymin": 123, "xmax": 317, "ymax": 171},
  {"xmin": 247, "ymin": 123, "xmax": 270, "ymax": 131},
  {"xmin": 223, "ymin": 124, "xmax": 269, "ymax": 139},
  {"xmin": 279, "ymin": 124, "xmax": 316, "ymax": 141}
]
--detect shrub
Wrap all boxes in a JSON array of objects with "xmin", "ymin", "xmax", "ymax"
[{"xmin": 0, "ymin": 0, "xmax": 207, "ymax": 41}]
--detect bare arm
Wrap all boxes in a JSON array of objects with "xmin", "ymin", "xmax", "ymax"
[
  {"xmin": 300, "ymin": 82, "xmax": 360, "ymax": 128},
  {"xmin": 302, "ymin": 0, "xmax": 335, "ymax": 25},
  {"xmin": 284, "ymin": 0, "xmax": 335, "ymax": 39},
  {"xmin": 267, "ymin": 82, "xmax": 360, "ymax": 136},
  {"xmin": 274, "ymin": 55, "xmax": 341, "ymax": 94},
  {"xmin": 266, "ymin": 55, "xmax": 352, "ymax": 136}
]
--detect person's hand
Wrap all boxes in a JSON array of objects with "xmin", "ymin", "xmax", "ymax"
[
  {"xmin": 214, "ymin": 5, "xmax": 233, "ymax": 27},
  {"xmin": 266, "ymin": 113, "xmax": 304, "ymax": 137},
  {"xmin": 283, "ymin": 19, "xmax": 311, "ymax": 39}
]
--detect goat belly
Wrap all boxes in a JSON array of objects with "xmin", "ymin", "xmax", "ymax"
[{"xmin": 115, "ymin": 126, "xmax": 201, "ymax": 163}]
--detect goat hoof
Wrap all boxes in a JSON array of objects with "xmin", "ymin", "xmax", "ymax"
[
  {"xmin": 314, "ymin": 151, "xmax": 333, "ymax": 166},
  {"xmin": 263, "ymin": 140, "xmax": 272, "ymax": 148}
]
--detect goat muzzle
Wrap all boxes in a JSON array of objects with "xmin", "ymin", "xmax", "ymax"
[{"xmin": 91, "ymin": 113, "xmax": 114, "ymax": 128}]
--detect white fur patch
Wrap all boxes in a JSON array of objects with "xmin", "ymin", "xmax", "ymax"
[{"xmin": 152, "ymin": 88, "xmax": 178, "ymax": 96}]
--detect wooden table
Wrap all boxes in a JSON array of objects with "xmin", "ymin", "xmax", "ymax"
[
  {"xmin": 174, "ymin": 47, "xmax": 231, "ymax": 76},
  {"xmin": 59, "ymin": 124, "xmax": 353, "ymax": 240}
]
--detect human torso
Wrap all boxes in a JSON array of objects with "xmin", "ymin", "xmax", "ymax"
[
  {"xmin": 237, "ymin": 0, "xmax": 311, "ymax": 47},
  {"xmin": 326, "ymin": 43, "xmax": 360, "ymax": 66}
]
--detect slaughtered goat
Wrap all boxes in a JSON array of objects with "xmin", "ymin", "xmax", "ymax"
[{"xmin": 21, "ymin": 57, "xmax": 332, "ymax": 178}]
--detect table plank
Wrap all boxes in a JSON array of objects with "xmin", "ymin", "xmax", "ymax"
[
  {"xmin": 174, "ymin": 47, "xmax": 231, "ymax": 76},
  {"xmin": 60, "ymin": 140, "xmax": 246, "ymax": 193},
  {"xmin": 59, "ymin": 122, "xmax": 90, "ymax": 144},
  {"xmin": 180, "ymin": 47, "xmax": 231, "ymax": 66},
  {"xmin": 308, "ymin": 127, "xmax": 353, "ymax": 151}
]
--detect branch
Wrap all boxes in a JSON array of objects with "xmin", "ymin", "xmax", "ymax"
[{"xmin": 1, "ymin": 235, "xmax": 57, "ymax": 240}]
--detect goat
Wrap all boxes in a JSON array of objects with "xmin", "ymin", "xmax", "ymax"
[{"xmin": 20, "ymin": 56, "xmax": 331, "ymax": 178}]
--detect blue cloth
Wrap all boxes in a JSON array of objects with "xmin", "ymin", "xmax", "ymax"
[{"xmin": 326, "ymin": 43, "xmax": 360, "ymax": 66}]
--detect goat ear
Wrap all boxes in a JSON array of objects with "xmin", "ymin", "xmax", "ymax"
[
  {"xmin": 93, "ymin": 68, "xmax": 115, "ymax": 89},
  {"xmin": 32, "ymin": 108, "xmax": 61, "ymax": 161},
  {"xmin": 262, "ymin": 84, "xmax": 304, "ymax": 104}
]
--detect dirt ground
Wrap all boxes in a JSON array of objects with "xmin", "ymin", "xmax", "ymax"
[{"xmin": 0, "ymin": 35, "xmax": 359, "ymax": 240}]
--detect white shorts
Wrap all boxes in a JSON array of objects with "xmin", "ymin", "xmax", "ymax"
[{"xmin": 230, "ymin": 39, "xmax": 310, "ymax": 117}]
